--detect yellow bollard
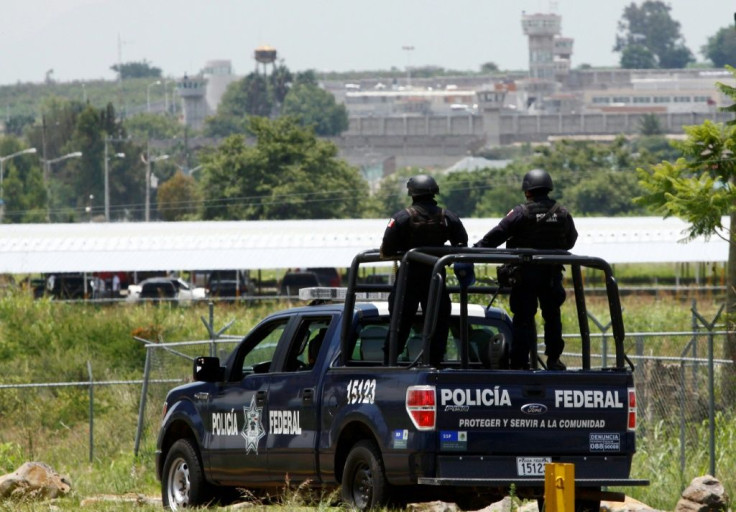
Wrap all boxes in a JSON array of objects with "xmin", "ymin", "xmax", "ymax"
[{"xmin": 544, "ymin": 463, "xmax": 575, "ymax": 512}]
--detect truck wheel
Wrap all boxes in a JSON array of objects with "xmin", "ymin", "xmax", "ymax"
[
  {"xmin": 341, "ymin": 440, "xmax": 389, "ymax": 510},
  {"xmin": 162, "ymin": 439, "xmax": 211, "ymax": 510}
]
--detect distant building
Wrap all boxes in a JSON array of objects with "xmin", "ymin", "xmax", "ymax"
[
  {"xmin": 203, "ymin": 60, "xmax": 237, "ymax": 114},
  {"xmin": 176, "ymin": 75, "xmax": 208, "ymax": 131},
  {"xmin": 176, "ymin": 59, "xmax": 237, "ymax": 131}
]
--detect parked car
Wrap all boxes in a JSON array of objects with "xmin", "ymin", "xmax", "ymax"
[
  {"xmin": 128, "ymin": 277, "xmax": 206, "ymax": 304},
  {"xmin": 44, "ymin": 273, "xmax": 103, "ymax": 300},
  {"xmin": 206, "ymin": 270, "xmax": 256, "ymax": 300},
  {"xmin": 280, "ymin": 271, "xmax": 320, "ymax": 296},
  {"xmin": 306, "ymin": 267, "xmax": 342, "ymax": 287}
]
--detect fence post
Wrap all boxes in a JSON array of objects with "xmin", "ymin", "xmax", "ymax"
[
  {"xmin": 679, "ymin": 358, "xmax": 686, "ymax": 477},
  {"xmin": 691, "ymin": 299, "xmax": 699, "ymax": 379},
  {"xmin": 134, "ymin": 346, "xmax": 152, "ymax": 457},
  {"xmin": 87, "ymin": 360, "xmax": 94, "ymax": 463},
  {"xmin": 208, "ymin": 301, "xmax": 215, "ymax": 357},
  {"xmin": 200, "ymin": 302, "xmax": 236, "ymax": 360},
  {"xmin": 586, "ymin": 312, "xmax": 611, "ymax": 367},
  {"xmin": 691, "ymin": 303, "xmax": 724, "ymax": 478}
]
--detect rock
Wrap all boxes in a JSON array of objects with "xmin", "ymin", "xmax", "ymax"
[
  {"xmin": 0, "ymin": 461, "xmax": 71, "ymax": 500},
  {"xmin": 675, "ymin": 475, "xmax": 730, "ymax": 512},
  {"xmin": 474, "ymin": 496, "xmax": 510, "ymax": 512},
  {"xmin": 602, "ymin": 495, "xmax": 657, "ymax": 512},
  {"xmin": 407, "ymin": 500, "xmax": 460, "ymax": 512}
]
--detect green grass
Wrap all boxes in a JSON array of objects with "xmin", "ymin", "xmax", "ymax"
[{"xmin": 0, "ymin": 289, "xmax": 732, "ymax": 511}]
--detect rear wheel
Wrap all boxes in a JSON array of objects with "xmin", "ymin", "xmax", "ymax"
[
  {"xmin": 162, "ymin": 439, "xmax": 212, "ymax": 510},
  {"xmin": 341, "ymin": 440, "xmax": 389, "ymax": 510}
]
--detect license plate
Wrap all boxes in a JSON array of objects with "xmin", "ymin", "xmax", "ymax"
[{"xmin": 516, "ymin": 457, "xmax": 551, "ymax": 476}]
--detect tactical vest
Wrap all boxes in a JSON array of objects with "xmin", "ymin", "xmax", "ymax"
[
  {"xmin": 405, "ymin": 206, "xmax": 450, "ymax": 247},
  {"xmin": 506, "ymin": 200, "xmax": 569, "ymax": 249}
]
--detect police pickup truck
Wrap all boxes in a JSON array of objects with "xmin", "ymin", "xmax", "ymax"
[{"xmin": 156, "ymin": 247, "xmax": 648, "ymax": 511}]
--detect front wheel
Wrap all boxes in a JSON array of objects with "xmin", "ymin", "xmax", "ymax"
[
  {"xmin": 162, "ymin": 438, "xmax": 212, "ymax": 510},
  {"xmin": 341, "ymin": 440, "xmax": 389, "ymax": 510}
]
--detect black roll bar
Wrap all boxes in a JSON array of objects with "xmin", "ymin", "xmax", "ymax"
[{"xmin": 339, "ymin": 247, "xmax": 629, "ymax": 370}]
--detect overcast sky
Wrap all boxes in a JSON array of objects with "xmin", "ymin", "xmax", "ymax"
[{"xmin": 1, "ymin": 0, "xmax": 733, "ymax": 86}]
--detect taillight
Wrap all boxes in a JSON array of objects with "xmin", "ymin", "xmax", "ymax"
[
  {"xmin": 627, "ymin": 387, "xmax": 636, "ymax": 431},
  {"xmin": 406, "ymin": 385, "xmax": 436, "ymax": 430},
  {"xmin": 161, "ymin": 401, "xmax": 168, "ymax": 421}
]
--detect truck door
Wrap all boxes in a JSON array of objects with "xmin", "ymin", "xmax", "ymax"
[
  {"xmin": 265, "ymin": 315, "xmax": 334, "ymax": 483},
  {"xmin": 203, "ymin": 316, "xmax": 292, "ymax": 485}
]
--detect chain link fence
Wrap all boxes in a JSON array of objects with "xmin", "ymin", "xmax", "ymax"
[{"xmin": 1, "ymin": 302, "xmax": 732, "ymax": 482}]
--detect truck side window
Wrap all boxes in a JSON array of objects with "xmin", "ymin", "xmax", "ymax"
[
  {"xmin": 284, "ymin": 317, "xmax": 331, "ymax": 372},
  {"xmin": 230, "ymin": 319, "xmax": 290, "ymax": 379},
  {"xmin": 354, "ymin": 324, "xmax": 388, "ymax": 364}
]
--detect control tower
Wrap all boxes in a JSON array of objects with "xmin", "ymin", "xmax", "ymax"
[
  {"xmin": 521, "ymin": 12, "xmax": 562, "ymax": 80},
  {"xmin": 176, "ymin": 75, "xmax": 208, "ymax": 131}
]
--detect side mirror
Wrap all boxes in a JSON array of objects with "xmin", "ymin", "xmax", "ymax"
[{"xmin": 193, "ymin": 356, "xmax": 224, "ymax": 382}]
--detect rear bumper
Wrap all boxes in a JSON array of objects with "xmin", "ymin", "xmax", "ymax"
[
  {"xmin": 427, "ymin": 455, "xmax": 647, "ymax": 488},
  {"xmin": 418, "ymin": 477, "xmax": 649, "ymax": 488}
]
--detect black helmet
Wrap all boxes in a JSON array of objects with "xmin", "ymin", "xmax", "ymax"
[
  {"xmin": 407, "ymin": 174, "xmax": 439, "ymax": 197},
  {"xmin": 521, "ymin": 169, "xmax": 553, "ymax": 192}
]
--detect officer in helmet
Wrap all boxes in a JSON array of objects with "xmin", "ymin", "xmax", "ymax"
[
  {"xmin": 475, "ymin": 169, "xmax": 577, "ymax": 371},
  {"xmin": 381, "ymin": 174, "xmax": 468, "ymax": 367}
]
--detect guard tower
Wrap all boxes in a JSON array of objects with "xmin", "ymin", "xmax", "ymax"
[
  {"xmin": 476, "ymin": 86, "xmax": 507, "ymax": 147},
  {"xmin": 176, "ymin": 75, "xmax": 208, "ymax": 131}
]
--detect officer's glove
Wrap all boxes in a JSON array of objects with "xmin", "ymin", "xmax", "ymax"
[{"xmin": 453, "ymin": 262, "xmax": 476, "ymax": 288}]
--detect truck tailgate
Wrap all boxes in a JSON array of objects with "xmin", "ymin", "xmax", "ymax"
[{"xmin": 430, "ymin": 370, "xmax": 638, "ymax": 484}]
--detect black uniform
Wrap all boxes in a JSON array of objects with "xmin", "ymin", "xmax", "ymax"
[
  {"xmin": 381, "ymin": 197, "xmax": 468, "ymax": 366},
  {"xmin": 476, "ymin": 194, "xmax": 578, "ymax": 369}
]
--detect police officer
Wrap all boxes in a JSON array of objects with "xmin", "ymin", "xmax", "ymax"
[
  {"xmin": 381, "ymin": 174, "xmax": 468, "ymax": 366},
  {"xmin": 475, "ymin": 169, "xmax": 577, "ymax": 370}
]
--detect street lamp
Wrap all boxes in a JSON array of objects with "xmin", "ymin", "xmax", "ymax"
[
  {"xmin": 41, "ymin": 151, "xmax": 83, "ymax": 221},
  {"xmin": 0, "ymin": 147, "xmax": 37, "ymax": 201},
  {"xmin": 147, "ymin": 80, "xmax": 162, "ymax": 112},
  {"xmin": 402, "ymin": 45, "xmax": 414, "ymax": 88},
  {"xmin": 142, "ymin": 150, "xmax": 169, "ymax": 221},
  {"xmin": 104, "ymin": 139, "xmax": 125, "ymax": 222}
]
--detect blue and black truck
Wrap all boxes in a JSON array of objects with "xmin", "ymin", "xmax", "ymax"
[{"xmin": 156, "ymin": 247, "xmax": 648, "ymax": 511}]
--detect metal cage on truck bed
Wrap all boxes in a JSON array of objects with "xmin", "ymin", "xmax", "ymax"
[{"xmin": 340, "ymin": 247, "xmax": 633, "ymax": 371}]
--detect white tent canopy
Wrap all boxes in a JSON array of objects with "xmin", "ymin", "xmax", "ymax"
[{"xmin": 0, "ymin": 217, "xmax": 728, "ymax": 275}]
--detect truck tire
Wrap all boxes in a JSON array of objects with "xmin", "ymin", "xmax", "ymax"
[
  {"xmin": 162, "ymin": 439, "xmax": 212, "ymax": 510},
  {"xmin": 341, "ymin": 440, "xmax": 389, "ymax": 510}
]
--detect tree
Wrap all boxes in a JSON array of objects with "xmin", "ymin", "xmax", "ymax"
[
  {"xmin": 614, "ymin": 1, "xmax": 693, "ymax": 69},
  {"xmin": 0, "ymin": 136, "xmax": 45, "ymax": 223},
  {"xmin": 205, "ymin": 72, "xmax": 272, "ymax": 136},
  {"xmin": 480, "ymin": 62, "xmax": 499, "ymax": 74},
  {"xmin": 281, "ymin": 83, "xmax": 349, "ymax": 136},
  {"xmin": 123, "ymin": 112, "xmax": 184, "ymax": 140},
  {"xmin": 702, "ymin": 26, "xmax": 736, "ymax": 68},
  {"xmin": 205, "ymin": 65, "xmax": 346, "ymax": 138},
  {"xmin": 200, "ymin": 116, "xmax": 367, "ymax": 221},
  {"xmin": 4, "ymin": 114, "xmax": 35, "ymax": 137},
  {"xmin": 636, "ymin": 66, "xmax": 736, "ymax": 395},
  {"xmin": 620, "ymin": 44, "xmax": 657, "ymax": 69},
  {"xmin": 638, "ymin": 113, "xmax": 663, "ymax": 136},
  {"xmin": 110, "ymin": 61, "xmax": 162, "ymax": 79},
  {"xmin": 157, "ymin": 171, "xmax": 201, "ymax": 221}
]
